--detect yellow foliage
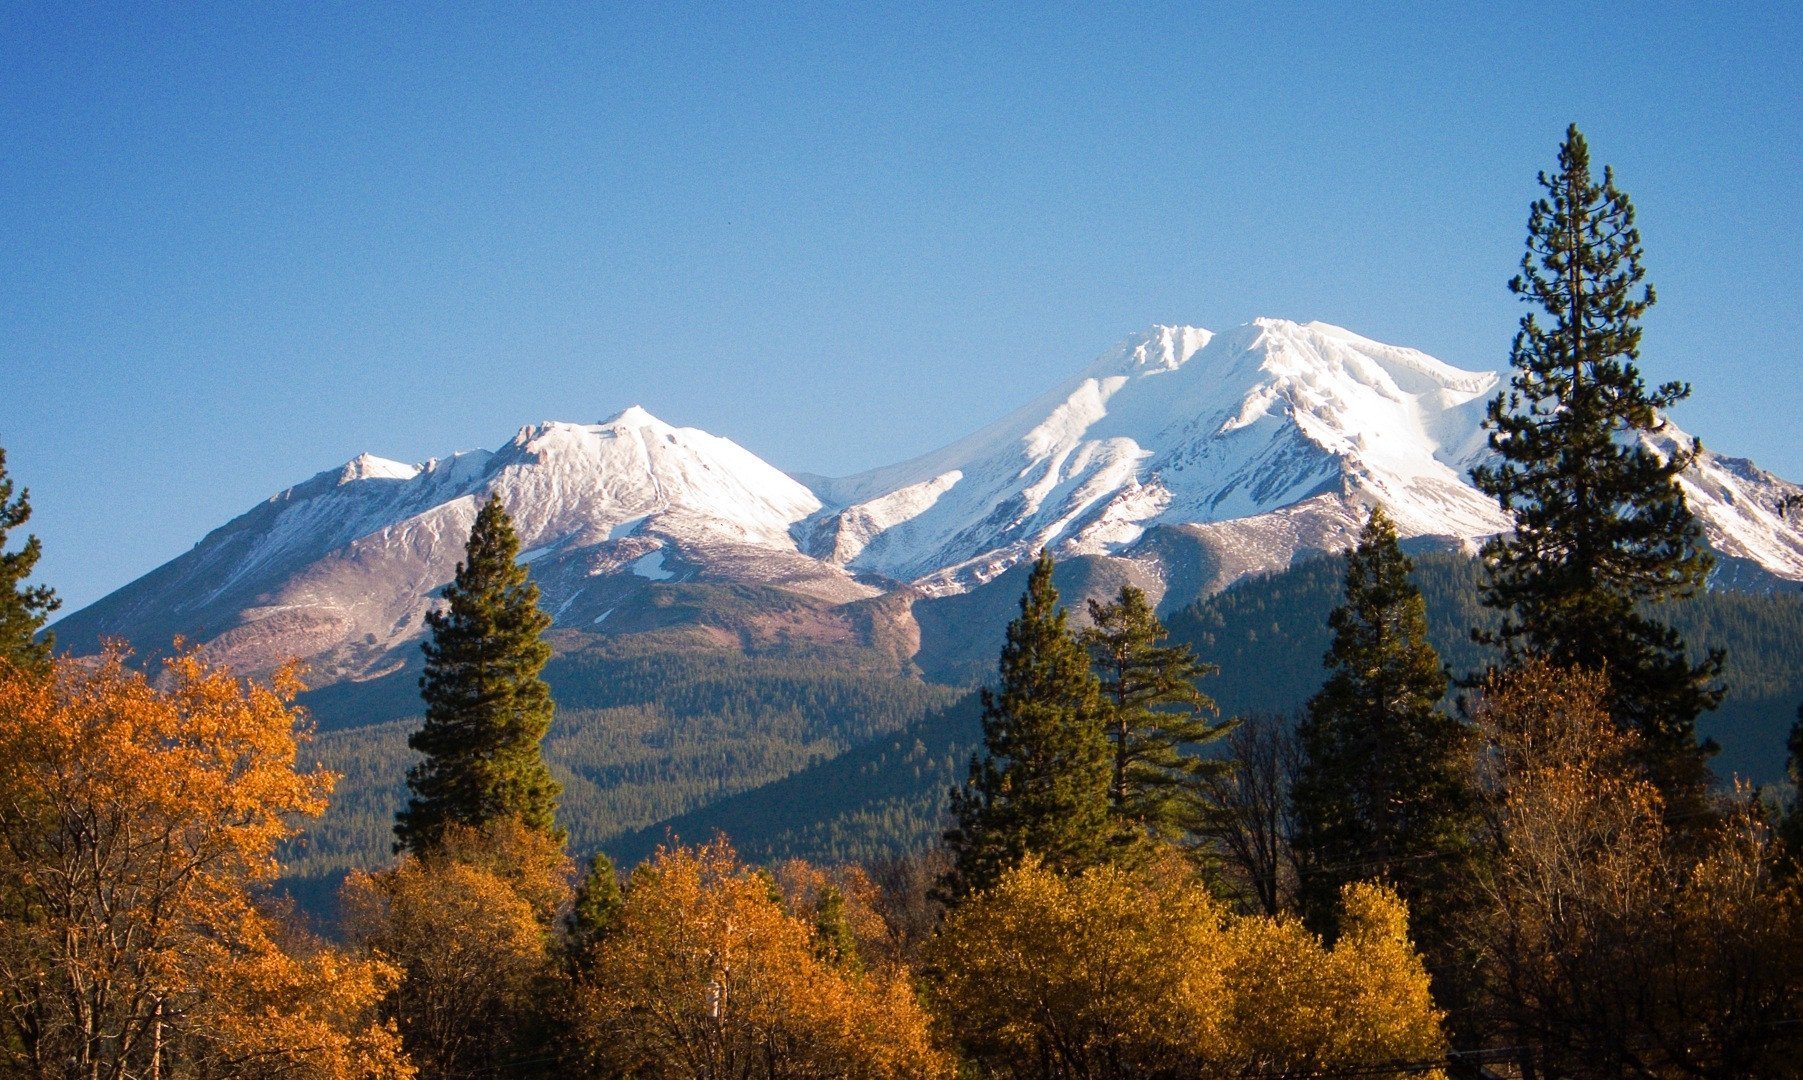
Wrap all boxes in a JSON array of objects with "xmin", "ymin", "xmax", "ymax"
[
  {"xmin": 1224, "ymin": 883, "xmax": 1445, "ymax": 1076},
  {"xmin": 0, "ymin": 649, "xmax": 411, "ymax": 1079},
  {"xmin": 342, "ymin": 819, "xmax": 568, "ymax": 1078},
  {"xmin": 773, "ymin": 858, "xmax": 892, "ymax": 970},
  {"xmin": 930, "ymin": 854, "xmax": 1444, "ymax": 1078},
  {"xmin": 577, "ymin": 838, "xmax": 950, "ymax": 1079}
]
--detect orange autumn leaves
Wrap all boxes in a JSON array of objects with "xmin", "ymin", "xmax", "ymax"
[
  {"xmin": 0, "ymin": 649, "xmax": 409, "ymax": 1079},
  {"xmin": 0, "ymin": 649, "xmax": 1458, "ymax": 1079},
  {"xmin": 573, "ymin": 839, "xmax": 949, "ymax": 1080}
]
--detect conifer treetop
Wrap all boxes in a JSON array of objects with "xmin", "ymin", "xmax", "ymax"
[
  {"xmin": 1082, "ymin": 583, "xmax": 1231, "ymax": 843},
  {"xmin": 1293, "ymin": 504, "xmax": 1474, "ymax": 954}
]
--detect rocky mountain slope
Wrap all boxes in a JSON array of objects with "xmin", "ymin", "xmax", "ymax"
[{"xmin": 53, "ymin": 319, "xmax": 1803, "ymax": 688}]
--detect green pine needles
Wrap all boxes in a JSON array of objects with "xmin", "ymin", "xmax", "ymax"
[
  {"xmin": 395, "ymin": 494, "xmax": 564, "ymax": 855},
  {"xmin": 566, "ymin": 851, "xmax": 624, "ymax": 971},
  {"xmin": 1472, "ymin": 124, "xmax": 1722, "ymax": 798},
  {"xmin": 1082, "ymin": 583, "xmax": 1233, "ymax": 842},
  {"xmin": 942, "ymin": 555, "xmax": 1236, "ymax": 902},
  {"xmin": 1293, "ymin": 506, "xmax": 1474, "ymax": 946},
  {"xmin": 941, "ymin": 552, "xmax": 1111, "ymax": 901},
  {"xmin": 0, "ymin": 449, "xmax": 60, "ymax": 671}
]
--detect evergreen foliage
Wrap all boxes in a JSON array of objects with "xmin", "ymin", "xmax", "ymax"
[
  {"xmin": 395, "ymin": 495, "xmax": 563, "ymax": 855},
  {"xmin": 941, "ymin": 552, "xmax": 1111, "ymax": 902},
  {"xmin": 280, "ymin": 560, "xmax": 1803, "ymax": 905},
  {"xmin": 567, "ymin": 851, "xmax": 624, "ymax": 967},
  {"xmin": 1470, "ymin": 124, "xmax": 1722, "ymax": 798},
  {"xmin": 1291, "ymin": 507, "xmax": 1475, "ymax": 951},
  {"xmin": 1081, "ymin": 584, "xmax": 1232, "ymax": 843},
  {"xmin": 280, "ymin": 658, "xmax": 963, "ymax": 894},
  {"xmin": 0, "ymin": 448, "xmax": 59, "ymax": 670},
  {"xmin": 812, "ymin": 882, "xmax": 862, "ymax": 972}
]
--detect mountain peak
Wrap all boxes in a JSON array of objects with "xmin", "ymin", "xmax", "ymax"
[
  {"xmin": 602, "ymin": 404, "xmax": 665, "ymax": 429},
  {"xmin": 335, "ymin": 452, "xmax": 420, "ymax": 485}
]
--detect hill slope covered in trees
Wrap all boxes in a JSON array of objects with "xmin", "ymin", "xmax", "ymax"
[{"xmin": 590, "ymin": 554, "xmax": 1803, "ymax": 872}]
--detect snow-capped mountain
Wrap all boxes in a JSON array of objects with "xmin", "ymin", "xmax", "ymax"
[
  {"xmin": 52, "ymin": 319, "xmax": 1803, "ymax": 684},
  {"xmin": 803, "ymin": 319, "xmax": 1510, "ymax": 594},
  {"xmin": 57, "ymin": 407, "xmax": 874, "ymax": 681}
]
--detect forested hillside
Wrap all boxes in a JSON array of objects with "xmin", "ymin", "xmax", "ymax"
[
  {"xmin": 280, "ymin": 638, "xmax": 962, "ymax": 902},
  {"xmin": 1169, "ymin": 552, "xmax": 1803, "ymax": 782},
  {"xmin": 570, "ymin": 554, "xmax": 1803, "ymax": 873}
]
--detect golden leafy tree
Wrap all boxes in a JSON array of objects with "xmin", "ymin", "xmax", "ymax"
[
  {"xmin": 928, "ymin": 852, "xmax": 1445, "ymax": 1079},
  {"xmin": 574, "ymin": 838, "xmax": 949, "ymax": 1080},
  {"xmin": 772, "ymin": 860, "xmax": 889, "ymax": 974},
  {"xmin": 1223, "ymin": 883, "xmax": 1445, "ymax": 1076},
  {"xmin": 1463, "ymin": 660, "xmax": 1803, "ymax": 1078},
  {"xmin": 0, "ymin": 650, "xmax": 411, "ymax": 1079},
  {"xmin": 342, "ymin": 819, "xmax": 570, "ymax": 1079}
]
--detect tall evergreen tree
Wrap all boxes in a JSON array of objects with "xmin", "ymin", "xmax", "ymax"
[
  {"xmin": 1292, "ymin": 506, "xmax": 1474, "ymax": 945},
  {"xmin": 1081, "ymin": 584, "xmax": 1233, "ymax": 843},
  {"xmin": 0, "ymin": 449, "xmax": 59, "ymax": 671},
  {"xmin": 940, "ymin": 552, "xmax": 1111, "ymax": 903},
  {"xmin": 1471, "ymin": 124, "xmax": 1722, "ymax": 799},
  {"xmin": 395, "ymin": 494, "xmax": 563, "ymax": 854}
]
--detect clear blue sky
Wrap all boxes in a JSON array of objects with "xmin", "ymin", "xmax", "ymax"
[{"xmin": 4, "ymin": 2, "xmax": 1799, "ymax": 613}]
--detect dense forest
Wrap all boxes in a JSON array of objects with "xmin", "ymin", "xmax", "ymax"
[
  {"xmin": 281, "ymin": 644, "xmax": 962, "ymax": 900},
  {"xmin": 593, "ymin": 550, "xmax": 1803, "ymax": 871}
]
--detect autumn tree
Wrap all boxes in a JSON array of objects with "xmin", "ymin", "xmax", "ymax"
[
  {"xmin": 395, "ymin": 494, "xmax": 563, "ymax": 855},
  {"xmin": 1471, "ymin": 124, "xmax": 1722, "ymax": 802},
  {"xmin": 941, "ymin": 552, "xmax": 1111, "ymax": 902},
  {"xmin": 572, "ymin": 839, "xmax": 949, "ymax": 1079},
  {"xmin": 1081, "ymin": 584, "xmax": 1232, "ymax": 844},
  {"xmin": 0, "ymin": 448, "xmax": 59, "ymax": 670},
  {"xmin": 1292, "ymin": 506, "xmax": 1475, "ymax": 955},
  {"xmin": 0, "ymin": 650, "xmax": 411, "ymax": 1079},
  {"xmin": 343, "ymin": 819, "xmax": 570, "ymax": 1079},
  {"xmin": 1462, "ymin": 660, "xmax": 1803, "ymax": 1078},
  {"xmin": 928, "ymin": 853, "xmax": 1445, "ymax": 1079}
]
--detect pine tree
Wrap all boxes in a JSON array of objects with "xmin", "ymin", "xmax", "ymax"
[
  {"xmin": 0, "ymin": 449, "xmax": 59, "ymax": 671},
  {"xmin": 394, "ymin": 494, "xmax": 563, "ymax": 854},
  {"xmin": 1292, "ymin": 506, "xmax": 1474, "ymax": 946},
  {"xmin": 566, "ymin": 851, "xmax": 623, "ymax": 969},
  {"xmin": 1081, "ymin": 584, "xmax": 1233, "ymax": 843},
  {"xmin": 1471, "ymin": 124, "xmax": 1722, "ymax": 800},
  {"xmin": 811, "ymin": 883, "xmax": 862, "ymax": 973},
  {"xmin": 940, "ymin": 552, "xmax": 1111, "ymax": 903}
]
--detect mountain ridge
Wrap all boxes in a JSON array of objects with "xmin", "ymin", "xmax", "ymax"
[{"xmin": 53, "ymin": 317, "xmax": 1803, "ymax": 691}]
